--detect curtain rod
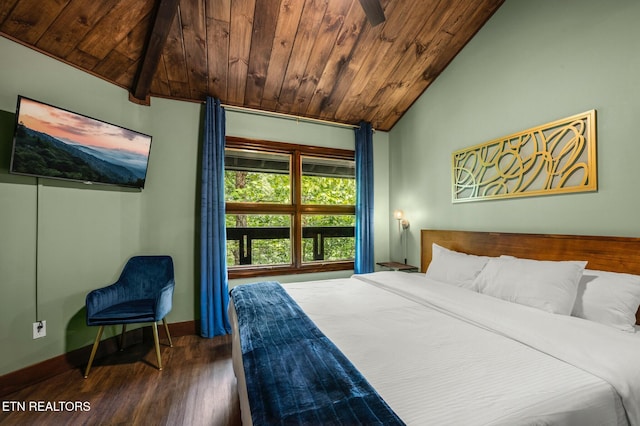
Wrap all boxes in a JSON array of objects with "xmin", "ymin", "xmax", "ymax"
[{"xmin": 221, "ymin": 103, "xmax": 361, "ymax": 130}]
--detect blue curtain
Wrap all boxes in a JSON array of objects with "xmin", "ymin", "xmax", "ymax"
[
  {"xmin": 200, "ymin": 97, "xmax": 231, "ymax": 337},
  {"xmin": 354, "ymin": 121, "xmax": 374, "ymax": 274}
]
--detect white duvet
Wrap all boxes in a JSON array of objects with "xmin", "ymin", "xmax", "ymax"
[{"xmin": 278, "ymin": 271, "xmax": 640, "ymax": 426}]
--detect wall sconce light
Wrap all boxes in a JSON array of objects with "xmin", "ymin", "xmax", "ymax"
[
  {"xmin": 393, "ymin": 209, "xmax": 410, "ymax": 232},
  {"xmin": 393, "ymin": 209, "xmax": 410, "ymax": 264}
]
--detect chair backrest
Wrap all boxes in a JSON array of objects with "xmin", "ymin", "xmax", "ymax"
[{"xmin": 119, "ymin": 256, "xmax": 174, "ymax": 298}]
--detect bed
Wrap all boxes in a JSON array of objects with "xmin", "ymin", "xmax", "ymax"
[{"xmin": 230, "ymin": 229, "xmax": 640, "ymax": 425}]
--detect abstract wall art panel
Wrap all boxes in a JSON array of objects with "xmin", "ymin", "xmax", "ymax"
[{"xmin": 452, "ymin": 110, "xmax": 597, "ymax": 203}]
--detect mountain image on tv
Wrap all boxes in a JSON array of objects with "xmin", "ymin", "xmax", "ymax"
[{"xmin": 10, "ymin": 97, "xmax": 152, "ymax": 188}]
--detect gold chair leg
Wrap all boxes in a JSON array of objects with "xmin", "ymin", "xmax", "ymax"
[
  {"xmin": 119, "ymin": 324, "xmax": 127, "ymax": 351},
  {"xmin": 152, "ymin": 322, "xmax": 162, "ymax": 371},
  {"xmin": 84, "ymin": 326, "xmax": 104, "ymax": 378},
  {"xmin": 163, "ymin": 318, "xmax": 173, "ymax": 347}
]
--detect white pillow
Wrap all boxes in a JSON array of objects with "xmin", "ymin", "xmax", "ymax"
[
  {"xmin": 425, "ymin": 243, "xmax": 491, "ymax": 290},
  {"xmin": 472, "ymin": 256, "xmax": 586, "ymax": 315},
  {"xmin": 572, "ymin": 269, "xmax": 640, "ymax": 332}
]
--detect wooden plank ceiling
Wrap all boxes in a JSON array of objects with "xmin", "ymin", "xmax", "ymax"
[{"xmin": 0, "ymin": 0, "xmax": 503, "ymax": 131}]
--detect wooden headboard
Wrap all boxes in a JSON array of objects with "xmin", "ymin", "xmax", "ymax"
[{"xmin": 421, "ymin": 229, "xmax": 640, "ymax": 325}]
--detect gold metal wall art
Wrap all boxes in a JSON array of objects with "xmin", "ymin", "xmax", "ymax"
[{"xmin": 451, "ymin": 110, "xmax": 597, "ymax": 203}]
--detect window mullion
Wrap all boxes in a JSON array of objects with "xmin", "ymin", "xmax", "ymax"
[
  {"xmin": 300, "ymin": 205, "xmax": 356, "ymax": 215},
  {"xmin": 292, "ymin": 150, "xmax": 302, "ymax": 269},
  {"xmin": 225, "ymin": 202, "xmax": 295, "ymax": 215}
]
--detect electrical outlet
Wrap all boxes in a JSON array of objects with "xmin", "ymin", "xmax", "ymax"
[{"xmin": 33, "ymin": 321, "xmax": 46, "ymax": 339}]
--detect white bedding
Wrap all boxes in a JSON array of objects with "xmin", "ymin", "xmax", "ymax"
[{"xmin": 232, "ymin": 271, "xmax": 640, "ymax": 425}]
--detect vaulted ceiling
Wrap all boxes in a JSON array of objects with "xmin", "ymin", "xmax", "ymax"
[{"xmin": 0, "ymin": 0, "xmax": 503, "ymax": 131}]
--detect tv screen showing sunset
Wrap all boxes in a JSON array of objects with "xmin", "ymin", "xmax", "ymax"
[{"xmin": 10, "ymin": 96, "xmax": 152, "ymax": 188}]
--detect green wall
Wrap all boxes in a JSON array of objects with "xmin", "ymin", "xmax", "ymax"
[
  {"xmin": 0, "ymin": 37, "xmax": 390, "ymax": 375},
  {"xmin": 0, "ymin": 37, "xmax": 153, "ymax": 375},
  {"xmin": 388, "ymin": 0, "xmax": 640, "ymax": 267}
]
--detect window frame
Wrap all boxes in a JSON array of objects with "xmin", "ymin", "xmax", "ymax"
[{"xmin": 225, "ymin": 136, "xmax": 355, "ymax": 279}]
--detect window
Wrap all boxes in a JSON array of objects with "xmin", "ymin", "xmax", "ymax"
[{"xmin": 225, "ymin": 137, "xmax": 356, "ymax": 278}]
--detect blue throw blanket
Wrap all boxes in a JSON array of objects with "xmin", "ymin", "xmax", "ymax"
[{"xmin": 230, "ymin": 281, "xmax": 405, "ymax": 425}]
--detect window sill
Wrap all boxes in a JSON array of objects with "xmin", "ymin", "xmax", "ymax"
[{"xmin": 228, "ymin": 261, "xmax": 354, "ymax": 280}]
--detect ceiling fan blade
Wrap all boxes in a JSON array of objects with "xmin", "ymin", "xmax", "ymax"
[{"xmin": 358, "ymin": 0, "xmax": 385, "ymax": 27}]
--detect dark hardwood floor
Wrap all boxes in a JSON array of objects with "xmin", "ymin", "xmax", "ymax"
[{"xmin": 0, "ymin": 334, "xmax": 242, "ymax": 426}]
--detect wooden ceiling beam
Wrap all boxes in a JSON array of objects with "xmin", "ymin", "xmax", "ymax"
[
  {"xmin": 130, "ymin": 0, "xmax": 180, "ymax": 105},
  {"xmin": 358, "ymin": 0, "xmax": 385, "ymax": 27}
]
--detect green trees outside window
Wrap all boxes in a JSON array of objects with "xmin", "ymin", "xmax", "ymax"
[{"xmin": 225, "ymin": 137, "xmax": 355, "ymax": 278}]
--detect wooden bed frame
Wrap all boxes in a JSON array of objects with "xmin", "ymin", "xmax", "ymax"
[{"xmin": 421, "ymin": 229, "xmax": 640, "ymax": 325}]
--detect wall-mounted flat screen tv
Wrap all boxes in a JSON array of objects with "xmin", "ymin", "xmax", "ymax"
[{"xmin": 9, "ymin": 96, "xmax": 152, "ymax": 189}]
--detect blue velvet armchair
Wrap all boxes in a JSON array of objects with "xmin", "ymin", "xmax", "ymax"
[{"xmin": 84, "ymin": 255, "xmax": 175, "ymax": 378}]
